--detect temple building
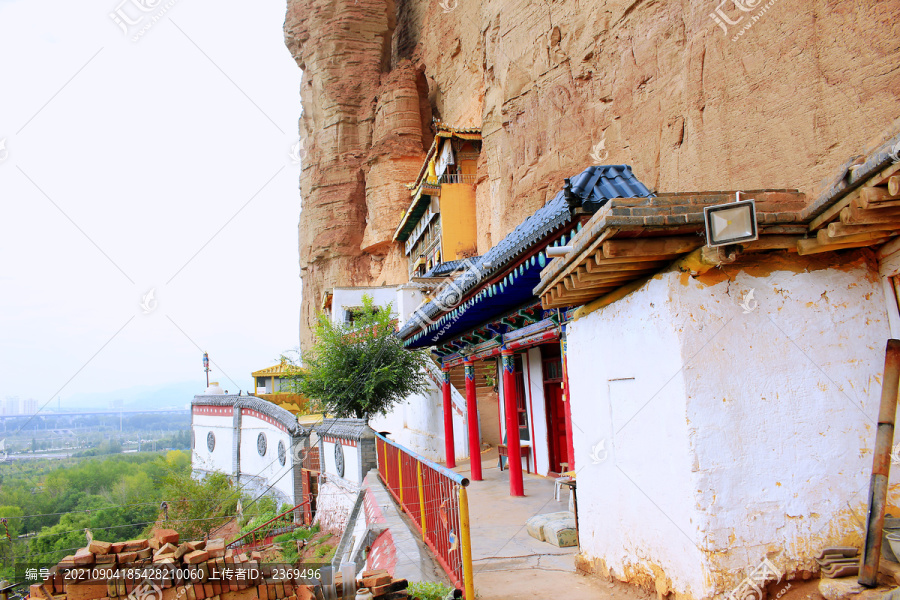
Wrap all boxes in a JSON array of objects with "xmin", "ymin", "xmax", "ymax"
[
  {"xmin": 394, "ymin": 123, "xmax": 481, "ymax": 279},
  {"xmin": 390, "ymin": 125, "xmax": 900, "ymax": 599}
]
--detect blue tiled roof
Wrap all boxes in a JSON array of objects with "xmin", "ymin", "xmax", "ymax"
[
  {"xmin": 398, "ymin": 165, "xmax": 652, "ymax": 345},
  {"xmin": 422, "ymin": 257, "xmax": 480, "ymax": 278}
]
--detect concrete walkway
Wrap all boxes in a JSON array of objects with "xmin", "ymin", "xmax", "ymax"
[{"xmin": 451, "ymin": 450, "xmax": 652, "ymax": 600}]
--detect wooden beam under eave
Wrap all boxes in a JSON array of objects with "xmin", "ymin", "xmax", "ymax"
[
  {"xmin": 841, "ymin": 205, "xmax": 900, "ymax": 226},
  {"xmin": 538, "ymin": 227, "xmax": 621, "ymax": 297},
  {"xmin": 585, "ymin": 259, "xmax": 669, "ymax": 274},
  {"xmin": 576, "ymin": 268, "xmax": 655, "ymax": 286},
  {"xmin": 858, "ymin": 187, "xmax": 900, "ymax": 209},
  {"xmin": 572, "ymin": 276, "xmax": 655, "ymax": 319},
  {"xmin": 816, "ymin": 229, "xmax": 898, "ymax": 245},
  {"xmin": 594, "ymin": 252, "xmax": 681, "ymax": 266},
  {"xmin": 566, "ymin": 272, "xmax": 635, "ymax": 291},
  {"xmin": 602, "ymin": 237, "xmax": 703, "ymax": 259},
  {"xmin": 809, "ymin": 163, "xmax": 900, "ymax": 232},
  {"xmin": 809, "ymin": 187, "xmax": 863, "ymax": 232},
  {"xmin": 797, "ymin": 236, "xmax": 893, "ymax": 256},
  {"xmin": 827, "ymin": 222, "xmax": 900, "ymax": 238},
  {"xmin": 739, "ymin": 235, "xmax": 804, "ymax": 251},
  {"xmin": 872, "ymin": 162, "xmax": 900, "ymax": 187}
]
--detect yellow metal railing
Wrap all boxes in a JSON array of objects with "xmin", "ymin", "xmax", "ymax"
[{"xmin": 375, "ymin": 433, "xmax": 474, "ymax": 598}]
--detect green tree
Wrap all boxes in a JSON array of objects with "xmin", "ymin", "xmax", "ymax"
[
  {"xmin": 158, "ymin": 463, "xmax": 242, "ymax": 541},
  {"xmin": 290, "ymin": 295, "xmax": 428, "ymax": 419}
]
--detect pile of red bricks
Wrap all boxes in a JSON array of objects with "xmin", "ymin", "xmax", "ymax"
[
  {"xmin": 334, "ymin": 570, "xmax": 408, "ymax": 600},
  {"xmin": 28, "ymin": 529, "xmax": 314, "ymax": 600}
]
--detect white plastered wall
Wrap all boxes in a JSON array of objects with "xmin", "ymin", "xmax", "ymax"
[
  {"xmin": 331, "ymin": 286, "xmax": 399, "ymax": 326},
  {"xmin": 566, "ymin": 252, "xmax": 895, "ymax": 599},
  {"xmin": 191, "ymin": 412, "xmax": 234, "ymax": 475},
  {"xmin": 238, "ymin": 414, "xmax": 295, "ymax": 505},
  {"xmin": 369, "ymin": 379, "xmax": 469, "ymax": 464},
  {"xmin": 566, "ymin": 274, "xmax": 700, "ymax": 596}
]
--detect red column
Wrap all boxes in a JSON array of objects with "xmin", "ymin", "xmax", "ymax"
[
  {"xmin": 561, "ymin": 332, "xmax": 576, "ymax": 472},
  {"xmin": 442, "ymin": 366, "xmax": 456, "ymax": 468},
  {"xmin": 501, "ymin": 348, "xmax": 525, "ymax": 496},
  {"xmin": 464, "ymin": 358, "xmax": 482, "ymax": 481}
]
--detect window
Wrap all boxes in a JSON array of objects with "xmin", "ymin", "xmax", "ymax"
[{"xmin": 345, "ymin": 306, "xmax": 381, "ymax": 324}]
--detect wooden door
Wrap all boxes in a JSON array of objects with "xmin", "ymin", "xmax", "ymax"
[{"xmin": 541, "ymin": 345, "xmax": 568, "ymax": 473}]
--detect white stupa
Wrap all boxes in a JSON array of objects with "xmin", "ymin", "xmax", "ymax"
[{"xmin": 204, "ymin": 382, "xmax": 225, "ymax": 395}]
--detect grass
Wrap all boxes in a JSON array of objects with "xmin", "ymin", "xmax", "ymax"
[{"xmin": 272, "ymin": 526, "xmax": 340, "ymax": 565}]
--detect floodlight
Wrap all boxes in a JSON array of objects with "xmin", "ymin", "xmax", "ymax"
[{"xmin": 704, "ymin": 195, "xmax": 758, "ymax": 247}]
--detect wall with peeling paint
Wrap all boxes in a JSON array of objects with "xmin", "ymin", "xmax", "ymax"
[
  {"xmin": 566, "ymin": 252, "xmax": 894, "ymax": 600},
  {"xmin": 566, "ymin": 274, "xmax": 704, "ymax": 598},
  {"xmin": 677, "ymin": 252, "xmax": 891, "ymax": 588}
]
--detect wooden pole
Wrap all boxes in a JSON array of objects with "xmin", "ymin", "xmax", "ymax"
[
  {"xmin": 464, "ymin": 358, "xmax": 482, "ymax": 481},
  {"xmin": 442, "ymin": 367, "xmax": 456, "ymax": 468},
  {"xmin": 859, "ymin": 339, "xmax": 900, "ymax": 586},
  {"xmin": 501, "ymin": 348, "xmax": 525, "ymax": 496},
  {"xmin": 458, "ymin": 486, "xmax": 476, "ymax": 599}
]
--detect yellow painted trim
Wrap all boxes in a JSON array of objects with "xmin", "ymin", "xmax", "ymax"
[
  {"xmin": 458, "ymin": 486, "xmax": 475, "ymax": 600},
  {"xmin": 417, "ymin": 462, "xmax": 427, "ymax": 537}
]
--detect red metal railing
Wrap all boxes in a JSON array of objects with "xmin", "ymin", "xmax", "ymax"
[
  {"xmin": 227, "ymin": 500, "xmax": 311, "ymax": 550},
  {"xmin": 375, "ymin": 433, "xmax": 472, "ymax": 595}
]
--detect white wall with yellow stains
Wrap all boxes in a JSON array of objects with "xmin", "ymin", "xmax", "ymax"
[{"xmin": 565, "ymin": 251, "xmax": 893, "ymax": 600}]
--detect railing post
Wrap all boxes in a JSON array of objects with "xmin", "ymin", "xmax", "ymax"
[
  {"xmin": 464, "ymin": 358, "xmax": 482, "ymax": 481},
  {"xmin": 398, "ymin": 450, "xmax": 405, "ymax": 506},
  {"xmin": 417, "ymin": 462, "xmax": 427, "ymax": 536},
  {"xmin": 501, "ymin": 347, "xmax": 524, "ymax": 496},
  {"xmin": 458, "ymin": 485, "xmax": 475, "ymax": 600},
  {"xmin": 442, "ymin": 366, "xmax": 457, "ymax": 468}
]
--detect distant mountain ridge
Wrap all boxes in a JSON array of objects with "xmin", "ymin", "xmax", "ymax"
[{"xmin": 61, "ymin": 380, "xmax": 205, "ymax": 410}]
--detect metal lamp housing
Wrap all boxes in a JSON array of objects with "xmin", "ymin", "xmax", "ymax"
[{"xmin": 703, "ymin": 199, "xmax": 758, "ymax": 247}]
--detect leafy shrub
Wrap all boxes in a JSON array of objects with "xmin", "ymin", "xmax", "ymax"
[{"xmin": 408, "ymin": 581, "xmax": 455, "ymax": 600}]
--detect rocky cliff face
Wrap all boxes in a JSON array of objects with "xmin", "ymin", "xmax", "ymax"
[{"xmin": 285, "ymin": 0, "xmax": 900, "ymax": 350}]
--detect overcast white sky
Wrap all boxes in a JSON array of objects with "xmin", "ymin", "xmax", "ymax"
[{"xmin": 0, "ymin": 0, "xmax": 304, "ymax": 406}]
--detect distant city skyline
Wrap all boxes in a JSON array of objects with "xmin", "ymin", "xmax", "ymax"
[{"xmin": 0, "ymin": 0, "xmax": 303, "ymax": 410}]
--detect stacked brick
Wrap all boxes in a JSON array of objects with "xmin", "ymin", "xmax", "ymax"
[
  {"xmin": 28, "ymin": 530, "xmax": 314, "ymax": 600},
  {"xmin": 334, "ymin": 570, "xmax": 408, "ymax": 600}
]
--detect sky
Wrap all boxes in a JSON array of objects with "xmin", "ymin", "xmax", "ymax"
[{"xmin": 0, "ymin": 0, "xmax": 305, "ymax": 407}]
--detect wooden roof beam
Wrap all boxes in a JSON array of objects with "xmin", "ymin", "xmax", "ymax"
[{"xmin": 602, "ymin": 236, "xmax": 703, "ymax": 259}]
